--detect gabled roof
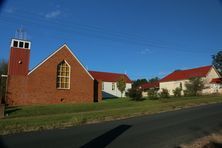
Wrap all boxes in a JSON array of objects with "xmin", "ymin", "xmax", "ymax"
[
  {"xmin": 89, "ymin": 71, "xmax": 132, "ymax": 83},
  {"xmin": 28, "ymin": 44, "xmax": 94, "ymax": 80},
  {"xmin": 139, "ymin": 82, "xmax": 159, "ymax": 90},
  {"xmin": 160, "ymin": 65, "xmax": 212, "ymax": 82}
]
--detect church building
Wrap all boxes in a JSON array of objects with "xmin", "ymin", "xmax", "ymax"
[
  {"xmin": 6, "ymin": 38, "xmax": 132, "ymax": 106},
  {"xmin": 6, "ymin": 38, "xmax": 103, "ymax": 106}
]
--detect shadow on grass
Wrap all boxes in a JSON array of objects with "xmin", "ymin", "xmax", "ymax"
[
  {"xmin": 130, "ymin": 98, "xmax": 146, "ymax": 102},
  {"xmin": 81, "ymin": 124, "xmax": 131, "ymax": 148},
  {"xmin": 5, "ymin": 107, "xmax": 21, "ymax": 115},
  {"xmin": 103, "ymin": 97, "xmax": 119, "ymax": 100}
]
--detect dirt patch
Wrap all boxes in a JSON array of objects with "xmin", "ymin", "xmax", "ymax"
[{"xmin": 179, "ymin": 132, "xmax": 222, "ymax": 148}]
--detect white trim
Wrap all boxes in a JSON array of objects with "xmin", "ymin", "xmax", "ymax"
[
  {"xmin": 11, "ymin": 39, "xmax": 31, "ymax": 49},
  {"xmin": 56, "ymin": 60, "xmax": 71, "ymax": 89},
  {"xmin": 28, "ymin": 44, "xmax": 94, "ymax": 80}
]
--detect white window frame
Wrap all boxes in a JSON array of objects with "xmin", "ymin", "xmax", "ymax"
[{"xmin": 56, "ymin": 60, "xmax": 71, "ymax": 89}]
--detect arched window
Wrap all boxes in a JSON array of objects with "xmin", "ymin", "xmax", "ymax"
[{"xmin": 56, "ymin": 60, "xmax": 70, "ymax": 89}]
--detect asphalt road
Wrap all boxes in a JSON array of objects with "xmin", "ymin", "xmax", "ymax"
[{"xmin": 1, "ymin": 103, "xmax": 222, "ymax": 148}]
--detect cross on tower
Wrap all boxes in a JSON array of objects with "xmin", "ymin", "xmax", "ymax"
[{"xmin": 15, "ymin": 26, "xmax": 27, "ymax": 40}]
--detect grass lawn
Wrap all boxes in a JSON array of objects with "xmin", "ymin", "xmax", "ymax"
[{"xmin": 0, "ymin": 95, "xmax": 222, "ymax": 135}]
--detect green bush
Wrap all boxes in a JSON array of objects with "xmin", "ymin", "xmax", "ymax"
[
  {"xmin": 147, "ymin": 89, "xmax": 158, "ymax": 99},
  {"xmin": 127, "ymin": 88, "xmax": 143, "ymax": 101},
  {"xmin": 159, "ymin": 88, "xmax": 170, "ymax": 98},
  {"xmin": 183, "ymin": 90, "xmax": 190, "ymax": 96},
  {"xmin": 173, "ymin": 87, "xmax": 182, "ymax": 97},
  {"xmin": 185, "ymin": 77, "xmax": 204, "ymax": 96}
]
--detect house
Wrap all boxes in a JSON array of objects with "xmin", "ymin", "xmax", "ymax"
[
  {"xmin": 89, "ymin": 71, "xmax": 132, "ymax": 98},
  {"xmin": 138, "ymin": 82, "xmax": 159, "ymax": 97},
  {"xmin": 159, "ymin": 65, "xmax": 222, "ymax": 95},
  {"xmin": 6, "ymin": 38, "xmax": 102, "ymax": 106}
]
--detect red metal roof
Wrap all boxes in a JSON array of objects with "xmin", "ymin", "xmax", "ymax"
[
  {"xmin": 210, "ymin": 78, "xmax": 222, "ymax": 84},
  {"xmin": 139, "ymin": 82, "xmax": 159, "ymax": 90},
  {"xmin": 160, "ymin": 65, "xmax": 212, "ymax": 82},
  {"xmin": 89, "ymin": 71, "xmax": 132, "ymax": 83}
]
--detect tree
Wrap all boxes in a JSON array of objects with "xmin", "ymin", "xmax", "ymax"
[
  {"xmin": 173, "ymin": 87, "xmax": 182, "ymax": 97},
  {"xmin": 212, "ymin": 51, "xmax": 222, "ymax": 73},
  {"xmin": 127, "ymin": 88, "xmax": 142, "ymax": 101},
  {"xmin": 147, "ymin": 88, "xmax": 158, "ymax": 99},
  {"xmin": 132, "ymin": 78, "xmax": 147, "ymax": 88},
  {"xmin": 0, "ymin": 59, "xmax": 8, "ymax": 104},
  {"xmin": 117, "ymin": 77, "xmax": 126, "ymax": 98},
  {"xmin": 184, "ymin": 77, "xmax": 204, "ymax": 96},
  {"xmin": 148, "ymin": 77, "xmax": 159, "ymax": 83},
  {"xmin": 159, "ymin": 88, "xmax": 170, "ymax": 98}
]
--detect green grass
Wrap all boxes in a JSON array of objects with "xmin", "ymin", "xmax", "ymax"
[{"xmin": 1, "ymin": 95, "xmax": 222, "ymax": 135}]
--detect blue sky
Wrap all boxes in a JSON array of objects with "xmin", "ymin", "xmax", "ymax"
[{"xmin": 0, "ymin": 0, "xmax": 222, "ymax": 80}]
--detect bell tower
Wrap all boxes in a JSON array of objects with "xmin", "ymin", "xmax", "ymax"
[{"xmin": 8, "ymin": 28, "xmax": 31, "ymax": 76}]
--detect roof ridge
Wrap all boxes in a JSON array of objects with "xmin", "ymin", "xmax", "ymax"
[{"xmin": 177, "ymin": 65, "xmax": 212, "ymax": 72}]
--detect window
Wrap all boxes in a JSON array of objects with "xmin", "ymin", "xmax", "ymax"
[
  {"xmin": 56, "ymin": 60, "xmax": 70, "ymax": 89},
  {"xmin": 13, "ymin": 41, "xmax": 18, "ymax": 47},
  {"xmin": 112, "ymin": 83, "xmax": 115, "ymax": 90},
  {"xmin": 19, "ymin": 41, "xmax": 24, "ymax": 48},
  {"xmin": 25, "ymin": 42, "xmax": 29, "ymax": 48}
]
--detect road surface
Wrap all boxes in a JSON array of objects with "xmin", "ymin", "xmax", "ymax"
[{"xmin": 1, "ymin": 103, "xmax": 222, "ymax": 148}]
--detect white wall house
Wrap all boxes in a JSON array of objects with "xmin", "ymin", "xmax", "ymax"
[
  {"xmin": 89, "ymin": 71, "xmax": 132, "ymax": 98},
  {"xmin": 102, "ymin": 82, "xmax": 132, "ymax": 98},
  {"xmin": 159, "ymin": 65, "xmax": 222, "ymax": 95}
]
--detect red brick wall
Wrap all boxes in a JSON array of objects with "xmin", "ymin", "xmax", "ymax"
[
  {"xmin": 7, "ymin": 46, "xmax": 95, "ymax": 106},
  {"xmin": 97, "ymin": 80, "xmax": 102, "ymax": 102},
  {"xmin": 7, "ymin": 76, "xmax": 28, "ymax": 105},
  {"xmin": 8, "ymin": 47, "xmax": 30, "ymax": 76}
]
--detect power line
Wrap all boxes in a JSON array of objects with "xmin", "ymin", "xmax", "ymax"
[
  {"xmin": 1, "ymin": 8, "xmax": 165, "ymax": 44},
  {"xmin": 0, "ymin": 16, "xmax": 167, "ymax": 48},
  {"xmin": 0, "ymin": 10, "xmax": 214, "ymax": 54}
]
